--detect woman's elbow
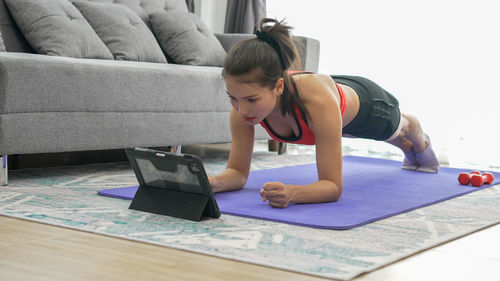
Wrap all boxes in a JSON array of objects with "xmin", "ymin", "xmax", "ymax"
[{"xmin": 328, "ymin": 181, "xmax": 343, "ymax": 202}]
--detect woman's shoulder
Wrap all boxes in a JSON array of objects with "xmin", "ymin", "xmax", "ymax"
[
  {"xmin": 292, "ymin": 73, "xmax": 337, "ymax": 102},
  {"xmin": 292, "ymin": 72, "xmax": 333, "ymax": 88}
]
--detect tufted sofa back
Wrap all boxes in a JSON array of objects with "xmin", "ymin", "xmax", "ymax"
[{"xmin": 0, "ymin": 0, "xmax": 188, "ymax": 53}]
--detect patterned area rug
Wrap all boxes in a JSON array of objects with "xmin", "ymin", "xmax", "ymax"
[{"xmin": 1, "ymin": 151, "xmax": 499, "ymax": 280}]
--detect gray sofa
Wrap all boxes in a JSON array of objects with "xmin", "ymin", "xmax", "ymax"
[{"xmin": 0, "ymin": 0, "xmax": 320, "ymax": 185}]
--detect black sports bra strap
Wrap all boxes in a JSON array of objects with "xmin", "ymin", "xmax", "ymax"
[{"xmin": 289, "ymin": 76, "xmax": 310, "ymax": 125}]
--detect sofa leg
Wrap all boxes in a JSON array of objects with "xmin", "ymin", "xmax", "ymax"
[
  {"xmin": 169, "ymin": 146, "xmax": 182, "ymax": 155},
  {"xmin": 278, "ymin": 142, "xmax": 287, "ymax": 155},
  {"xmin": 1, "ymin": 155, "xmax": 7, "ymax": 186},
  {"xmin": 268, "ymin": 140, "xmax": 279, "ymax": 152},
  {"xmin": 268, "ymin": 140, "xmax": 287, "ymax": 155}
]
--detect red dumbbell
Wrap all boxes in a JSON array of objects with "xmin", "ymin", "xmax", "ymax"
[
  {"xmin": 458, "ymin": 171, "xmax": 481, "ymax": 185},
  {"xmin": 470, "ymin": 172, "xmax": 495, "ymax": 187}
]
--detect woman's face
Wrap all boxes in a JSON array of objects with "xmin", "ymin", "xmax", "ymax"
[{"xmin": 225, "ymin": 76, "xmax": 284, "ymax": 125}]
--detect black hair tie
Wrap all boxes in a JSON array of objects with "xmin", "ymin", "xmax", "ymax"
[{"xmin": 255, "ymin": 30, "xmax": 287, "ymax": 70}]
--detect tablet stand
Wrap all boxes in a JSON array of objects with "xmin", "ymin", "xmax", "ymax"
[{"xmin": 129, "ymin": 184, "xmax": 211, "ymax": 221}]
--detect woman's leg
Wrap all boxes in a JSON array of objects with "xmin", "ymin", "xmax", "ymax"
[
  {"xmin": 388, "ymin": 113, "xmax": 426, "ymax": 152},
  {"xmin": 385, "ymin": 116, "xmax": 419, "ymax": 171},
  {"xmin": 332, "ymin": 75, "xmax": 438, "ymax": 172},
  {"xmin": 386, "ymin": 113, "xmax": 439, "ymax": 173}
]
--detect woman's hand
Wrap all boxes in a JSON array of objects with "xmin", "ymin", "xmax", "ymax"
[
  {"xmin": 260, "ymin": 182, "xmax": 292, "ymax": 208},
  {"xmin": 208, "ymin": 175, "xmax": 219, "ymax": 192}
]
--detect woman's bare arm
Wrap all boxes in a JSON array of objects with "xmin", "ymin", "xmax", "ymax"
[
  {"xmin": 260, "ymin": 74, "xmax": 343, "ymax": 207},
  {"xmin": 209, "ymin": 108, "xmax": 255, "ymax": 192}
]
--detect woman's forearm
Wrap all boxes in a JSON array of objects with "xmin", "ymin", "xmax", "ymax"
[
  {"xmin": 287, "ymin": 180, "xmax": 342, "ymax": 204},
  {"xmin": 210, "ymin": 168, "xmax": 248, "ymax": 193}
]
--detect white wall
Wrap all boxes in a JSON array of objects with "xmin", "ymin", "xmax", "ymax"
[
  {"xmin": 268, "ymin": 0, "xmax": 500, "ymax": 168},
  {"xmin": 195, "ymin": 0, "xmax": 227, "ymax": 33}
]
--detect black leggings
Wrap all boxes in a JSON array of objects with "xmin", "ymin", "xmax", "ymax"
[{"xmin": 332, "ymin": 75, "xmax": 401, "ymax": 141}]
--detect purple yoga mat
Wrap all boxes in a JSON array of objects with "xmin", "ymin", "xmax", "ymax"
[{"xmin": 98, "ymin": 156, "xmax": 500, "ymax": 229}]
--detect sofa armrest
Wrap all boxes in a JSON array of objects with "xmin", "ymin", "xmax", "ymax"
[
  {"xmin": 214, "ymin": 33, "xmax": 255, "ymax": 53},
  {"xmin": 294, "ymin": 36, "xmax": 320, "ymax": 73},
  {"xmin": 214, "ymin": 33, "xmax": 320, "ymax": 73}
]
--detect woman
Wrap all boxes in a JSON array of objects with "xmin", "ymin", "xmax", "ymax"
[{"xmin": 208, "ymin": 18, "xmax": 439, "ymax": 208}]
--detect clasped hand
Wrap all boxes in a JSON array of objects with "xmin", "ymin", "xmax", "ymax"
[{"xmin": 260, "ymin": 182, "xmax": 292, "ymax": 208}]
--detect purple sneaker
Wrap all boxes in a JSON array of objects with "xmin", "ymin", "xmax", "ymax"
[
  {"xmin": 415, "ymin": 134, "xmax": 439, "ymax": 173},
  {"xmin": 402, "ymin": 149, "xmax": 419, "ymax": 171}
]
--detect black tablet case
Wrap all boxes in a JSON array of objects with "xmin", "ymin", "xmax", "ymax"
[{"xmin": 125, "ymin": 148, "xmax": 220, "ymax": 221}]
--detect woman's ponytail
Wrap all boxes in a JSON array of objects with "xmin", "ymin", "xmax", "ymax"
[{"xmin": 256, "ymin": 18, "xmax": 301, "ymax": 71}]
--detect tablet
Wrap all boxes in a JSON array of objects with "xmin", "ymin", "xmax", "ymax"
[{"xmin": 125, "ymin": 147, "xmax": 220, "ymax": 220}]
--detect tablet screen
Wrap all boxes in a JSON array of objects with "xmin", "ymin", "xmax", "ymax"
[{"xmin": 135, "ymin": 158, "xmax": 204, "ymax": 194}]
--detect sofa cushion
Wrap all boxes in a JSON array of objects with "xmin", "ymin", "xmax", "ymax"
[
  {"xmin": 70, "ymin": 0, "xmax": 189, "ymax": 27},
  {"xmin": 0, "ymin": 0, "xmax": 35, "ymax": 52},
  {"xmin": 0, "ymin": 52, "xmax": 230, "ymax": 115},
  {"xmin": 0, "ymin": 29, "xmax": 5, "ymax": 51},
  {"xmin": 73, "ymin": 1, "xmax": 167, "ymax": 63},
  {"xmin": 0, "ymin": 0, "xmax": 188, "ymax": 53},
  {"xmin": 4, "ymin": 0, "xmax": 113, "ymax": 59},
  {"xmin": 150, "ymin": 11, "xmax": 226, "ymax": 66}
]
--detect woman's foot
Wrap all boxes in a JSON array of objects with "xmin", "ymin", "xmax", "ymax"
[
  {"xmin": 415, "ymin": 134, "xmax": 439, "ymax": 173},
  {"xmin": 402, "ymin": 149, "xmax": 419, "ymax": 171}
]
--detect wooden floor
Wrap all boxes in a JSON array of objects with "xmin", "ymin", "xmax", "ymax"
[{"xmin": 1, "ymin": 144, "xmax": 500, "ymax": 280}]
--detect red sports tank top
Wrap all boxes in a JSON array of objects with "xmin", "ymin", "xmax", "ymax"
[{"xmin": 259, "ymin": 72, "xmax": 347, "ymax": 145}]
